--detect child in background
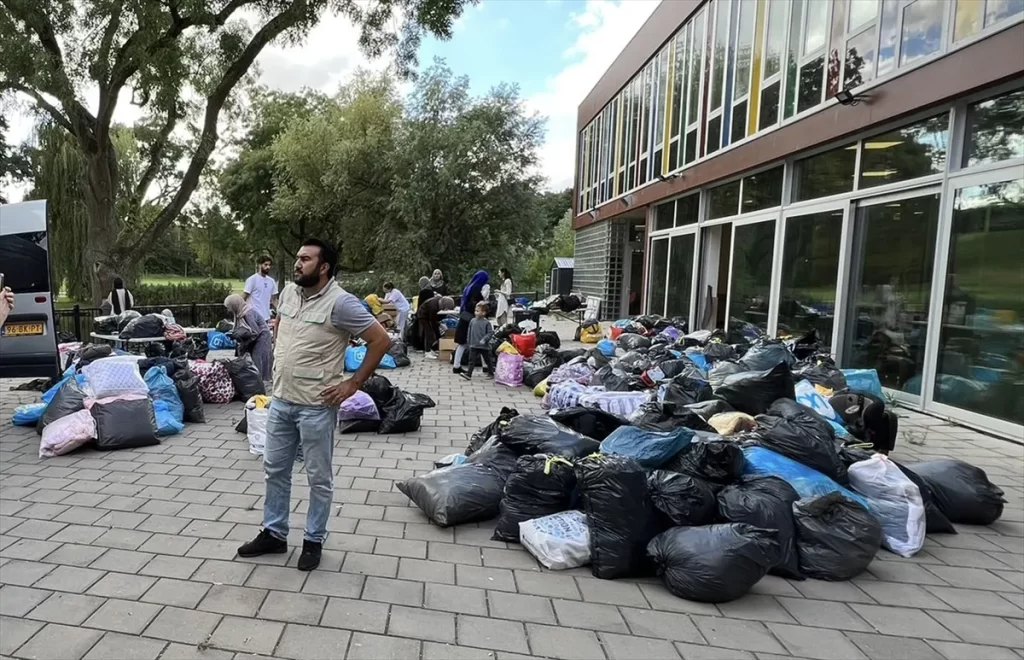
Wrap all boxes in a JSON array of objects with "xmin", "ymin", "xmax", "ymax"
[
  {"xmin": 460, "ymin": 301, "xmax": 495, "ymax": 380},
  {"xmin": 383, "ymin": 282, "xmax": 411, "ymax": 335}
]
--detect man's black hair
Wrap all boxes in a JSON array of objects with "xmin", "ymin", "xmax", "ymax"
[
  {"xmin": 257, "ymin": 255, "xmax": 272, "ymax": 265},
  {"xmin": 383, "ymin": 281, "xmax": 394, "ymax": 290},
  {"xmin": 301, "ymin": 238, "xmax": 338, "ymax": 277}
]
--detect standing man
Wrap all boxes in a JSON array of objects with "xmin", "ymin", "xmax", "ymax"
[
  {"xmin": 243, "ymin": 255, "xmax": 279, "ymax": 322},
  {"xmin": 237, "ymin": 239, "xmax": 389, "ymax": 571}
]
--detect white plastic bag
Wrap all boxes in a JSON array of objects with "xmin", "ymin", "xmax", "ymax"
[
  {"xmin": 848, "ymin": 454, "xmax": 925, "ymax": 558},
  {"xmin": 519, "ymin": 510, "xmax": 591, "ymax": 570},
  {"xmin": 247, "ymin": 407, "xmax": 269, "ymax": 456},
  {"xmin": 82, "ymin": 359, "xmax": 148, "ymax": 399}
]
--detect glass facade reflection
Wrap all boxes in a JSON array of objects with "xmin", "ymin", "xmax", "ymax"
[
  {"xmin": 729, "ymin": 221, "xmax": 776, "ymax": 334},
  {"xmin": 778, "ymin": 211, "xmax": 844, "ymax": 343}
]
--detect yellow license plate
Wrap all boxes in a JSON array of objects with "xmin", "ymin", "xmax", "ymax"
[{"xmin": 1, "ymin": 323, "xmax": 44, "ymax": 337}]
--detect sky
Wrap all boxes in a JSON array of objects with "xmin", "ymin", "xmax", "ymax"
[{"xmin": 1, "ymin": 0, "xmax": 659, "ymax": 202}]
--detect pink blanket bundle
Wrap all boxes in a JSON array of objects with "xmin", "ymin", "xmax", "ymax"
[{"xmin": 40, "ymin": 409, "xmax": 97, "ymax": 458}]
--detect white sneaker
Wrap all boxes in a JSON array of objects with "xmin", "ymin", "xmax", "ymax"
[{"xmin": 426, "ymin": 352, "xmax": 438, "ymax": 360}]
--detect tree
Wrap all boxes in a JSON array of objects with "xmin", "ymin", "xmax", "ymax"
[
  {"xmin": 521, "ymin": 208, "xmax": 574, "ymax": 290},
  {"xmin": 0, "ymin": 114, "xmax": 30, "ymax": 202},
  {"xmin": 0, "ymin": 0, "xmax": 474, "ymax": 302}
]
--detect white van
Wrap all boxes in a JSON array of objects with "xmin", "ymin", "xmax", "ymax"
[{"xmin": 0, "ymin": 199, "xmax": 60, "ymax": 379}]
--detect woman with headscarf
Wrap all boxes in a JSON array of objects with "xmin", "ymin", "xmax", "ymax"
[
  {"xmin": 495, "ymin": 268, "xmax": 514, "ymax": 326},
  {"xmin": 454, "ymin": 271, "xmax": 489, "ymax": 373},
  {"xmin": 106, "ymin": 277, "xmax": 135, "ymax": 315},
  {"xmin": 416, "ymin": 276, "xmax": 436, "ymax": 311},
  {"xmin": 419, "ymin": 295, "xmax": 455, "ymax": 359},
  {"xmin": 224, "ymin": 293, "xmax": 273, "ymax": 381},
  {"xmin": 428, "ymin": 269, "xmax": 448, "ymax": 296}
]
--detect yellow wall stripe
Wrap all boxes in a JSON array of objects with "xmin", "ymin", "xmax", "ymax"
[
  {"xmin": 661, "ymin": 42, "xmax": 675, "ymax": 176},
  {"xmin": 747, "ymin": 0, "xmax": 767, "ymax": 136}
]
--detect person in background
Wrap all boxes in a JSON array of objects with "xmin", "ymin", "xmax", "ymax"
[
  {"xmin": 0, "ymin": 287, "xmax": 13, "ymax": 329},
  {"xmin": 382, "ymin": 282, "xmax": 410, "ymax": 335},
  {"xmin": 419, "ymin": 295, "xmax": 454, "ymax": 359},
  {"xmin": 461, "ymin": 301, "xmax": 495, "ymax": 380},
  {"xmin": 453, "ymin": 270, "xmax": 489, "ymax": 373},
  {"xmin": 224, "ymin": 294, "xmax": 273, "ymax": 381},
  {"xmin": 161, "ymin": 308, "xmax": 175, "ymax": 323},
  {"xmin": 106, "ymin": 277, "xmax": 134, "ymax": 315},
  {"xmin": 243, "ymin": 255, "xmax": 279, "ymax": 322},
  {"xmin": 495, "ymin": 267, "xmax": 514, "ymax": 326},
  {"xmin": 429, "ymin": 269, "xmax": 447, "ymax": 296},
  {"xmin": 237, "ymin": 238, "xmax": 389, "ymax": 572},
  {"xmin": 416, "ymin": 276, "xmax": 435, "ymax": 310}
]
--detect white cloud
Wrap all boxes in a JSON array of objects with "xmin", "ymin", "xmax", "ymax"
[{"xmin": 527, "ymin": 0, "xmax": 659, "ymax": 191}]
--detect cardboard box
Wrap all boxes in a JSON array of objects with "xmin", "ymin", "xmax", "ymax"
[{"xmin": 438, "ymin": 335, "xmax": 456, "ymax": 360}]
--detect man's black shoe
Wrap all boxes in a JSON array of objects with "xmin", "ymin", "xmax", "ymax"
[
  {"xmin": 298, "ymin": 540, "xmax": 322, "ymax": 571},
  {"xmin": 237, "ymin": 529, "xmax": 287, "ymax": 557}
]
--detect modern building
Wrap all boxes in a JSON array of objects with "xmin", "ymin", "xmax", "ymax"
[{"xmin": 571, "ymin": 0, "xmax": 1023, "ymax": 438}]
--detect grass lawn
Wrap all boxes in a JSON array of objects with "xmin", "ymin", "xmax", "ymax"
[{"xmin": 141, "ymin": 275, "xmax": 245, "ymax": 293}]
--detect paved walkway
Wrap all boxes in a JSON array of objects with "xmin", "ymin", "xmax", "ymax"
[{"xmin": 1, "ymin": 327, "xmax": 1022, "ymax": 659}]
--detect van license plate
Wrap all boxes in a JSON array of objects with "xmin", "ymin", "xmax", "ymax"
[{"xmin": 1, "ymin": 323, "xmax": 44, "ymax": 337}]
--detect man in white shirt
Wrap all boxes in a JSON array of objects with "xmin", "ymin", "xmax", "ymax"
[
  {"xmin": 243, "ymin": 256, "xmax": 280, "ymax": 321},
  {"xmin": 383, "ymin": 282, "xmax": 411, "ymax": 335}
]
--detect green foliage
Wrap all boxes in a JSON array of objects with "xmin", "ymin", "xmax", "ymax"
[
  {"xmin": 133, "ymin": 279, "xmax": 233, "ymax": 306},
  {"xmin": 521, "ymin": 209, "xmax": 575, "ymax": 290}
]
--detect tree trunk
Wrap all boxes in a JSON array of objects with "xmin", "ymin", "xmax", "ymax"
[{"xmin": 82, "ymin": 146, "xmax": 122, "ymax": 304}]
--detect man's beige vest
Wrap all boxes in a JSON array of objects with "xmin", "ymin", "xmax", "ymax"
[{"xmin": 272, "ymin": 279, "xmax": 351, "ymax": 406}]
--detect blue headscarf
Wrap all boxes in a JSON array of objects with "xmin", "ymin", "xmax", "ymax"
[{"xmin": 462, "ymin": 270, "xmax": 489, "ymax": 304}]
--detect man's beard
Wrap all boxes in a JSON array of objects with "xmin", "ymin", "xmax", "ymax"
[{"xmin": 294, "ymin": 271, "xmax": 319, "ymax": 287}]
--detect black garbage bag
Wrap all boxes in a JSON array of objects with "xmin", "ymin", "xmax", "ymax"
[
  {"xmin": 618, "ymin": 334, "xmax": 652, "ymax": 351},
  {"xmin": 628, "ymin": 400, "xmax": 714, "ymax": 433},
  {"xmin": 905, "ymin": 459, "xmax": 1005, "ymax": 526},
  {"xmin": 659, "ymin": 359, "xmax": 703, "ymax": 380},
  {"xmin": 793, "ymin": 354, "xmax": 847, "ymax": 391},
  {"xmin": 493, "ymin": 323, "xmax": 518, "ymax": 344},
  {"xmin": 708, "ymin": 360, "xmax": 746, "ymax": 388},
  {"xmin": 785, "ymin": 330, "xmax": 821, "ymax": 361},
  {"xmin": 558, "ymin": 348, "xmax": 587, "ymax": 362},
  {"xmin": 339, "ymin": 419, "xmax": 381, "ymax": 434},
  {"xmin": 548, "ymin": 407, "xmax": 626, "ymax": 442},
  {"xmin": 221, "ymin": 355, "xmax": 265, "ymax": 401},
  {"xmin": 499, "ymin": 414, "xmax": 600, "ymax": 457},
  {"xmin": 718, "ymin": 477, "xmax": 802, "ymax": 579},
  {"xmin": 647, "ymin": 524, "xmax": 781, "ymax": 603},
  {"xmin": 216, "ymin": 319, "xmax": 234, "ymax": 333},
  {"xmin": 78, "ymin": 343, "xmax": 113, "ymax": 363},
  {"xmin": 755, "ymin": 398, "xmax": 846, "ymax": 483},
  {"xmin": 235, "ymin": 415, "xmax": 247, "ymax": 434},
  {"xmin": 715, "ymin": 363, "xmax": 796, "ymax": 416},
  {"xmin": 117, "ymin": 310, "xmax": 141, "ymax": 332},
  {"xmin": 647, "ymin": 470, "xmax": 717, "ymax": 527},
  {"xmin": 397, "ymin": 463, "xmax": 507, "ymax": 527},
  {"xmin": 828, "ymin": 392, "xmax": 898, "ymax": 454},
  {"xmin": 188, "ymin": 337, "xmax": 209, "ymax": 360},
  {"xmin": 685, "ymin": 399, "xmax": 735, "ymax": 420},
  {"xmin": 792, "ymin": 493, "xmax": 882, "ymax": 581},
  {"xmin": 465, "ymin": 436, "xmax": 519, "ymax": 477},
  {"xmin": 523, "ymin": 346, "xmax": 562, "ymax": 388},
  {"xmin": 587, "ymin": 347, "xmax": 612, "ymax": 371},
  {"xmin": 536, "ymin": 331, "xmax": 561, "ymax": 349},
  {"xmin": 662, "ymin": 375, "xmax": 714, "ymax": 406},
  {"xmin": 119, "ymin": 313, "xmax": 165, "ymax": 340},
  {"xmin": 890, "ymin": 461, "xmax": 956, "ymax": 534},
  {"xmin": 37, "ymin": 378, "xmax": 86, "ymax": 435},
  {"xmin": 575, "ymin": 454, "xmax": 654, "ymax": 579},
  {"xmin": 378, "ymin": 388, "xmax": 437, "ymax": 434},
  {"xmin": 360, "ymin": 373, "xmax": 394, "ymax": 409},
  {"xmin": 702, "ymin": 341, "xmax": 737, "ymax": 362},
  {"xmin": 665, "ymin": 437, "xmax": 744, "ymax": 485},
  {"xmin": 144, "ymin": 342, "xmax": 167, "ymax": 358},
  {"xmin": 466, "ymin": 407, "xmax": 520, "ymax": 456},
  {"xmin": 392, "ymin": 354, "xmax": 411, "ymax": 368},
  {"xmin": 91, "ymin": 397, "xmax": 160, "ymax": 450},
  {"xmin": 93, "ymin": 315, "xmax": 119, "ymax": 335},
  {"xmin": 618, "ymin": 350, "xmax": 651, "ymax": 375},
  {"xmin": 739, "ymin": 338, "xmax": 796, "ymax": 372},
  {"xmin": 493, "ymin": 454, "xmax": 577, "ymax": 542},
  {"xmin": 634, "ymin": 315, "xmax": 659, "ymax": 330},
  {"xmin": 138, "ymin": 357, "xmax": 179, "ymax": 379},
  {"xmin": 168, "ymin": 339, "xmax": 191, "ymax": 359},
  {"xmin": 387, "ymin": 338, "xmax": 408, "ymax": 358},
  {"xmin": 592, "ymin": 364, "xmax": 636, "ymax": 392},
  {"xmin": 404, "ymin": 312, "xmax": 424, "ymax": 350},
  {"xmin": 174, "ymin": 370, "xmax": 206, "ymax": 424}
]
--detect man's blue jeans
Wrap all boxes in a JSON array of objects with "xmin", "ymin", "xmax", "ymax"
[{"xmin": 262, "ymin": 398, "xmax": 336, "ymax": 544}]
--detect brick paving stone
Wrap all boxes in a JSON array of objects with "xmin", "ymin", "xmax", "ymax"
[
  {"xmin": 245, "ymin": 564, "xmax": 308, "ymax": 592},
  {"xmin": 422, "ymin": 641, "xmax": 497, "ymax": 660},
  {"xmin": 487, "ymin": 591, "xmax": 556, "ymax": 624},
  {"xmin": 600, "ymin": 632, "xmax": 679, "ymax": 660},
  {"xmin": 768, "ymin": 623, "xmax": 867, "ymax": 660},
  {"xmin": 527, "ymin": 623, "xmax": 605, "ymax": 660},
  {"xmin": 692, "ymin": 615, "xmax": 785, "ymax": 654},
  {"xmin": 552, "ymin": 599, "xmax": 629, "ymax": 634},
  {"xmin": 275, "ymin": 623, "xmax": 353, "ymax": 660},
  {"xmin": 138, "ymin": 555, "xmax": 202, "ymax": 580},
  {"xmin": 927, "ymin": 640, "xmax": 1022, "ymax": 660},
  {"xmin": 457, "ymin": 614, "xmax": 529, "ymax": 654},
  {"xmin": 320, "ymin": 596, "xmax": 390, "ymax": 633},
  {"xmin": 397, "ymin": 557, "xmax": 456, "ymax": 584},
  {"xmin": 191, "ymin": 558, "xmax": 254, "ymax": 585},
  {"xmin": 86, "ymin": 572, "xmax": 156, "ymax": 599},
  {"xmin": 88, "ymin": 548, "xmax": 155, "ymax": 573},
  {"xmin": 850, "ymin": 603, "xmax": 958, "ymax": 640},
  {"xmin": 777, "ymin": 596, "xmax": 875, "ymax": 631},
  {"xmin": 456, "ymin": 564, "xmax": 517, "ymax": 592},
  {"xmin": 48, "ymin": 525, "xmax": 106, "ymax": 545},
  {"xmin": 257, "ymin": 589, "xmax": 327, "ymax": 624},
  {"xmin": 0, "ymin": 585, "xmax": 51, "ymax": 616},
  {"xmin": 717, "ymin": 594, "xmax": 797, "ymax": 623},
  {"xmin": 844, "ymin": 632, "xmax": 945, "ymax": 660},
  {"xmin": 140, "ymin": 577, "xmax": 210, "ymax": 608},
  {"xmin": 637, "ymin": 583, "xmax": 720, "ymax": 616},
  {"xmin": 924, "ymin": 585, "xmax": 1024, "ymax": 616},
  {"xmin": 673, "ymin": 642, "xmax": 755, "ymax": 659},
  {"xmin": 513, "ymin": 570, "xmax": 581, "ymax": 600},
  {"xmin": 347, "ymin": 632, "xmax": 421, "ymax": 660},
  {"xmin": 374, "ymin": 536, "xmax": 428, "ymax": 559},
  {"xmin": 12, "ymin": 622, "xmax": 103, "ymax": 660},
  {"xmin": 301, "ymin": 570, "xmax": 365, "ymax": 598},
  {"xmin": 0, "ymin": 615, "xmax": 43, "ymax": 656},
  {"xmin": 927, "ymin": 610, "xmax": 1024, "ymax": 647},
  {"xmin": 209, "ymin": 614, "xmax": 283, "ymax": 654},
  {"xmin": 575, "ymin": 576, "xmax": 648, "ymax": 607},
  {"xmin": 0, "ymin": 559, "xmax": 55, "ymax": 586},
  {"xmin": 855, "ymin": 581, "xmax": 952, "ymax": 610},
  {"xmin": 620, "ymin": 607, "xmax": 704, "ymax": 642},
  {"xmin": 26, "ymin": 592, "xmax": 105, "ymax": 625},
  {"xmin": 137, "ymin": 532, "xmax": 199, "ymax": 556},
  {"xmin": 141, "ymin": 606, "xmax": 222, "ymax": 645},
  {"xmin": 343, "ymin": 551, "xmax": 398, "ymax": 577},
  {"xmin": 198, "ymin": 584, "xmax": 268, "ymax": 617},
  {"xmin": 425, "ymin": 582, "xmax": 488, "ymax": 615},
  {"xmin": 82, "ymin": 631, "xmax": 167, "ymax": 660},
  {"xmin": 362, "ymin": 575, "xmax": 424, "ymax": 606},
  {"xmin": 387, "ymin": 604, "xmax": 457, "ymax": 643},
  {"xmin": 83, "ymin": 598, "xmax": 162, "ymax": 634}
]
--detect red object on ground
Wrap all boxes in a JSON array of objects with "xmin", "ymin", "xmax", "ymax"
[{"xmin": 510, "ymin": 333, "xmax": 537, "ymax": 358}]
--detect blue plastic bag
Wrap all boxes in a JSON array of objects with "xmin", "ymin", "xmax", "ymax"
[
  {"xmin": 794, "ymin": 380, "xmax": 849, "ymax": 438},
  {"xmin": 743, "ymin": 446, "xmax": 869, "ymax": 510},
  {"xmin": 145, "ymin": 366, "xmax": 184, "ymax": 435},
  {"xmin": 207, "ymin": 330, "xmax": 236, "ymax": 350},
  {"xmin": 600, "ymin": 425, "xmax": 694, "ymax": 469},
  {"xmin": 345, "ymin": 346, "xmax": 396, "ymax": 371},
  {"xmin": 841, "ymin": 369, "xmax": 884, "ymax": 399},
  {"xmin": 596, "ymin": 339, "xmax": 616, "ymax": 357},
  {"xmin": 12, "ymin": 403, "xmax": 47, "ymax": 426},
  {"xmin": 684, "ymin": 349, "xmax": 710, "ymax": 372},
  {"xmin": 41, "ymin": 367, "xmax": 83, "ymax": 404}
]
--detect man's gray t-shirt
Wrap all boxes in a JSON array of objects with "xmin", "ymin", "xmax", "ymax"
[{"xmin": 331, "ymin": 289, "xmax": 377, "ymax": 336}]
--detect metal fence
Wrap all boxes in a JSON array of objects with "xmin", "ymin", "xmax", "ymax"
[{"xmin": 55, "ymin": 303, "xmax": 227, "ymax": 341}]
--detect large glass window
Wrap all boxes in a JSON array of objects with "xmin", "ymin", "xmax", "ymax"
[
  {"xmin": 709, "ymin": 179, "xmax": 742, "ymax": 219},
  {"xmin": 954, "ymin": 0, "xmax": 985, "ymax": 41},
  {"xmin": 667, "ymin": 234, "xmax": 696, "ymax": 318},
  {"xmin": 877, "ymin": 0, "xmax": 900, "ymax": 77},
  {"xmin": 797, "ymin": 55, "xmax": 825, "ymax": 113},
  {"xmin": 648, "ymin": 238, "xmax": 669, "ymax": 315},
  {"xmin": 654, "ymin": 201, "xmax": 675, "ymax": 231},
  {"xmin": 794, "ymin": 144, "xmax": 857, "ymax": 201},
  {"xmin": 784, "ymin": 0, "xmax": 805, "ymax": 119},
  {"xmin": 963, "ymin": 88, "xmax": 1024, "ymax": 168},
  {"xmin": 859, "ymin": 114, "xmax": 949, "ymax": 188},
  {"xmin": 676, "ymin": 194, "xmax": 700, "ymax": 226},
  {"xmin": 844, "ymin": 23, "xmax": 877, "ymax": 89},
  {"xmin": 934, "ymin": 179, "xmax": 1024, "ymax": 426},
  {"xmin": 900, "ymin": 0, "xmax": 943, "ymax": 66},
  {"xmin": 742, "ymin": 166, "xmax": 784, "ymax": 212},
  {"xmin": 763, "ymin": 0, "xmax": 787, "ymax": 79},
  {"xmin": 778, "ymin": 210, "xmax": 843, "ymax": 343},
  {"xmin": 734, "ymin": 0, "xmax": 756, "ymax": 99},
  {"xmin": 843, "ymin": 194, "xmax": 939, "ymax": 392},
  {"xmin": 986, "ymin": 0, "xmax": 1024, "ymax": 27},
  {"xmin": 729, "ymin": 220, "xmax": 776, "ymax": 333},
  {"xmin": 711, "ymin": 0, "xmax": 731, "ymax": 112}
]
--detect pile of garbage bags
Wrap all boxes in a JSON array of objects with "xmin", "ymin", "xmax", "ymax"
[
  {"xmin": 336, "ymin": 372, "xmax": 436, "ymax": 435},
  {"xmin": 395, "ymin": 317, "xmax": 1007, "ymax": 604}
]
